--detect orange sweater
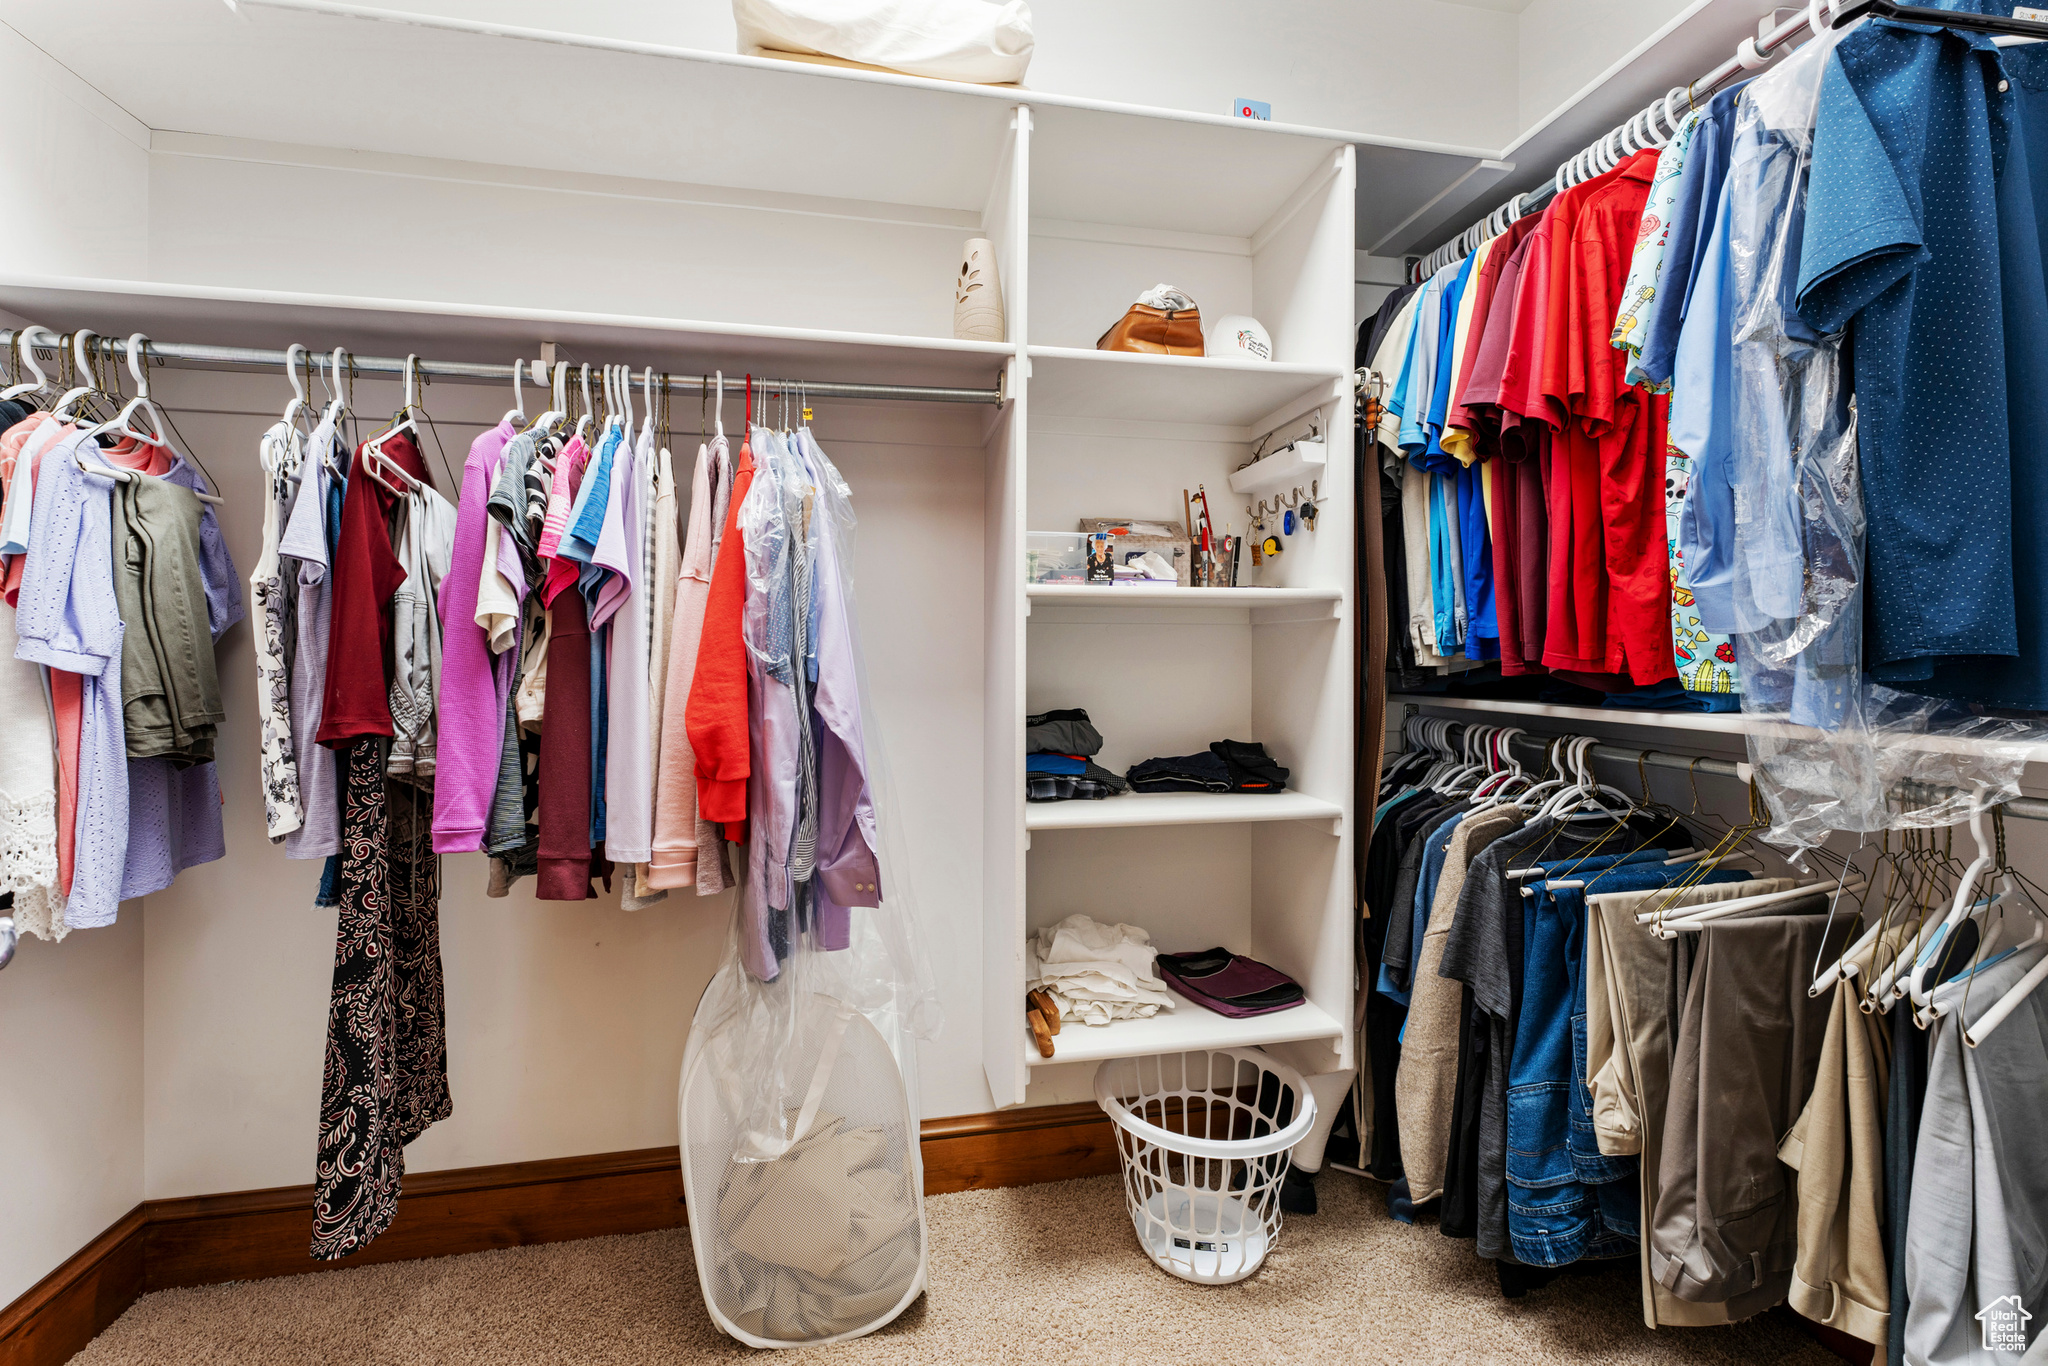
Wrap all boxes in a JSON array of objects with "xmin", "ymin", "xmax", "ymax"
[{"xmin": 685, "ymin": 440, "xmax": 755, "ymax": 840}]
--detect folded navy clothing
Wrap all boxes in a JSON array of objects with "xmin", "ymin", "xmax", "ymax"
[
  {"xmin": 1126, "ymin": 751, "xmax": 1232, "ymax": 792},
  {"xmin": 1025, "ymin": 707, "xmax": 1104, "ymax": 757},
  {"xmin": 1210, "ymin": 739, "xmax": 1288, "ymax": 792},
  {"xmin": 1127, "ymin": 740, "xmax": 1289, "ymax": 794},
  {"xmin": 1025, "ymin": 753, "xmax": 1086, "ymax": 775},
  {"xmin": 1026, "ymin": 759, "xmax": 1128, "ymax": 802}
]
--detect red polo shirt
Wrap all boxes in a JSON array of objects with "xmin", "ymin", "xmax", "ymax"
[
  {"xmin": 1572, "ymin": 149, "xmax": 1675, "ymax": 685},
  {"xmin": 317, "ymin": 431, "xmax": 432, "ymax": 746}
]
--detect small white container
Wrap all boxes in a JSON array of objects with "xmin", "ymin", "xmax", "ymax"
[
  {"xmin": 1227, "ymin": 438, "xmax": 1326, "ymax": 496},
  {"xmin": 1094, "ymin": 1047, "xmax": 1316, "ymax": 1285}
]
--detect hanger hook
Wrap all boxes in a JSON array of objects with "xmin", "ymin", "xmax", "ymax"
[
  {"xmin": 73, "ymin": 329, "xmax": 98, "ymax": 389},
  {"xmin": 125, "ymin": 333, "xmax": 150, "ymax": 399},
  {"xmin": 283, "ymin": 342, "xmax": 307, "ymax": 409}
]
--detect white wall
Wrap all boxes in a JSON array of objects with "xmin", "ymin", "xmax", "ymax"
[
  {"xmin": 0, "ymin": 23, "xmax": 149, "ymax": 280},
  {"xmin": 1515, "ymin": 0, "xmax": 1698, "ymax": 133},
  {"xmin": 0, "ymin": 922, "xmax": 144, "ymax": 1307}
]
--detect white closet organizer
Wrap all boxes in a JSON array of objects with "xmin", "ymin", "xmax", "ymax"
[{"xmin": 0, "ymin": 4, "xmax": 1492, "ymax": 1121}]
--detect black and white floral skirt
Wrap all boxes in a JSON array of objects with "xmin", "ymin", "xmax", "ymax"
[{"xmin": 310, "ymin": 737, "xmax": 451, "ymax": 1260}]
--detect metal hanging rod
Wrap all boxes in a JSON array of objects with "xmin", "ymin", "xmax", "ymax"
[
  {"xmin": 1400, "ymin": 710, "xmax": 2048, "ymax": 822},
  {"xmin": 0, "ymin": 329, "xmax": 1006, "ymax": 407}
]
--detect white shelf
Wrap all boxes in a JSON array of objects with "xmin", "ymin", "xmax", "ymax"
[
  {"xmin": 1026, "ymin": 347, "xmax": 1341, "ymax": 426},
  {"xmin": 6, "ymin": 1, "xmax": 1495, "ymax": 251},
  {"xmin": 1027, "ymin": 584, "xmax": 1339, "ymax": 612},
  {"xmin": 0, "ymin": 275, "xmax": 1015, "ymax": 388},
  {"xmin": 1025, "ymin": 790, "xmax": 1343, "ymax": 833},
  {"xmin": 1023, "ymin": 985, "xmax": 1343, "ymax": 1069}
]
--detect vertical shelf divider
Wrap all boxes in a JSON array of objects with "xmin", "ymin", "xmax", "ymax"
[{"xmin": 980, "ymin": 105, "xmax": 1033, "ymax": 1108}]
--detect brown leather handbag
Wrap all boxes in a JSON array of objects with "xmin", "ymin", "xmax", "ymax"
[{"xmin": 1097, "ymin": 301, "xmax": 1205, "ymax": 356}]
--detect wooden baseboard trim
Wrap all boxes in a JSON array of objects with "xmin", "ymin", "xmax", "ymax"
[
  {"xmin": 0, "ymin": 1101, "xmax": 1115, "ymax": 1366},
  {"xmin": 0, "ymin": 1208, "xmax": 144, "ymax": 1366}
]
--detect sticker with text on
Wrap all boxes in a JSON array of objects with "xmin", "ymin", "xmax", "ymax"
[
  {"xmin": 1234, "ymin": 99, "xmax": 1271, "ymax": 120},
  {"xmin": 2017, "ymin": 6, "xmax": 2048, "ymax": 21}
]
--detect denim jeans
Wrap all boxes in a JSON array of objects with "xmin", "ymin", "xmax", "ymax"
[{"xmin": 1505, "ymin": 859, "xmax": 1750, "ymax": 1266}]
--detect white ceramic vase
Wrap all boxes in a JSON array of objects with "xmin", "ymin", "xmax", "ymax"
[{"xmin": 953, "ymin": 237, "xmax": 1006, "ymax": 342}]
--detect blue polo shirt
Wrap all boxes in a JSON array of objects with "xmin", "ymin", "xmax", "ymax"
[{"xmin": 1797, "ymin": 12, "xmax": 2048, "ymax": 707}]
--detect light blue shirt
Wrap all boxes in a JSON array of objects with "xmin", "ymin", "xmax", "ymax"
[
  {"xmin": 1393, "ymin": 268, "xmax": 1450, "ymax": 454},
  {"xmin": 1670, "ymin": 183, "xmax": 1737, "ymax": 634}
]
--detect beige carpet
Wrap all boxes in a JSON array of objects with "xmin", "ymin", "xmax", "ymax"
[{"xmin": 76, "ymin": 1175, "xmax": 1839, "ymax": 1365}]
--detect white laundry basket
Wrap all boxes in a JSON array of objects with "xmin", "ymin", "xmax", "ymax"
[{"xmin": 1094, "ymin": 1048, "xmax": 1316, "ymax": 1285}]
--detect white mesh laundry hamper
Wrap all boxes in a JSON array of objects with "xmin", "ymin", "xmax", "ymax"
[
  {"xmin": 680, "ymin": 980, "xmax": 928, "ymax": 1348},
  {"xmin": 1094, "ymin": 1048, "xmax": 1316, "ymax": 1285}
]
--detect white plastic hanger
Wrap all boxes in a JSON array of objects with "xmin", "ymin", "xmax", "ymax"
[
  {"xmin": 1, "ymin": 324, "xmax": 55, "ymax": 404},
  {"xmin": 50, "ymin": 330, "xmax": 106, "ymax": 422},
  {"xmin": 1916, "ymin": 872, "xmax": 2046, "ymax": 1028},
  {"xmin": 80, "ymin": 335, "xmax": 227, "ymax": 507},
  {"xmin": 1964, "ymin": 872, "xmax": 2048, "ymax": 1046},
  {"xmin": 713, "ymin": 369, "xmax": 725, "ymax": 439},
  {"xmin": 316, "ymin": 347, "xmax": 350, "ymax": 476},
  {"xmin": 1650, "ymin": 878, "xmax": 1870, "ymax": 938},
  {"xmin": 88, "ymin": 333, "xmax": 171, "ymax": 451},
  {"xmin": 501, "ymin": 354, "xmax": 525, "ymax": 426},
  {"xmin": 280, "ymin": 343, "xmax": 312, "ymax": 435},
  {"xmin": 359, "ymin": 354, "xmax": 425, "ymax": 494},
  {"xmin": 1899, "ymin": 792, "xmax": 1998, "ymax": 1010},
  {"xmin": 575, "ymin": 363, "xmax": 595, "ymax": 444}
]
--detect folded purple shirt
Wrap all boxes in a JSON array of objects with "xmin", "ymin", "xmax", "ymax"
[{"xmin": 1156, "ymin": 949, "xmax": 1306, "ymax": 1018}]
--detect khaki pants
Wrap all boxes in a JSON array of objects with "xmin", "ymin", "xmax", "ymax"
[{"xmin": 1586, "ymin": 879, "xmax": 1797, "ymax": 1329}]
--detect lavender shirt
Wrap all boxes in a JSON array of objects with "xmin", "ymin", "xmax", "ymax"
[
  {"xmin": 122, "ymin": 450, "xmax": 241, "ymax": 899},
  {"xmin": 797, "ymin": 431, "xmax": 881, "ymax": 947},
  {"xmin": 14, "ymin": 432, "xmax": 129, "ymax": 928}
]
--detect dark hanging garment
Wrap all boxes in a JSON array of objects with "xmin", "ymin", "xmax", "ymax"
[
  {"xmin": 537, "ymin": 594, "xmax": 601, "ymax": 899},
  {"xmin": 311, "ymin": 739, "xmax": 450, "ymax": 1259}
]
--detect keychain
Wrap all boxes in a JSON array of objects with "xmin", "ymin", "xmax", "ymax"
[
  {"xmin": 1300, "ymin": 499, "xmax": 1317, "ymax": 530},
  {"xmin": 1248, "ymin": 505, "xmax": 1265, "ymax": 564},
  {"xmin": 1261, "ymin": 534, "xmax": 1283, "ymax": 558},
  {"xmin": 1283, "ymin": 510, "xmax": 1296, "ymax": 536}
]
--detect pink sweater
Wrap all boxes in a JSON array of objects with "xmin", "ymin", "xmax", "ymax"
[{"xmin": 646, "ymin": 442, "xmax": 717, "ymax": 888}]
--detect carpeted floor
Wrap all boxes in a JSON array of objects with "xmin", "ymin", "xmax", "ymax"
[{"xmin": 75, "ymin": 1174, "xmax": 1840, "ymax": 1364}]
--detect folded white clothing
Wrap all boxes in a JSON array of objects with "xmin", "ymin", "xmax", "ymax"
[
  {"xmin": 1031, "ymin": 914, "xmax": 1175, "ymax": 1025},
  {"xmin": 1043, "ymin": 985, "xmax": 1165, "ymax": 1027}
]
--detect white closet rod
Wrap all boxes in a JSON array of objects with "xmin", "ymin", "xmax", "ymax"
[
  {"xmin": 0, "ymin": 329, "xmax": 1005, "ymax": 407},
  {"xmin": 1404, "ymin": 717, "xmax": 2048, "ymax": 823}
]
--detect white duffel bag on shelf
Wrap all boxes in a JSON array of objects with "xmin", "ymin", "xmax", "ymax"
[{"xmin": 734, "ymin": 0, "xmax": 1034, "ymax": 85}]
